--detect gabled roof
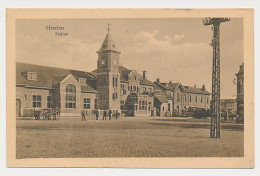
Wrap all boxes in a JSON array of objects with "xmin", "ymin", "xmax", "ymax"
[
  {"xmin": 140, "ymin": 79, "xmax": 154, "ymax": 86},
  {"xmin": 81, "ymin": 84, "xmax": 98, "ymax": 93},
  {"xmin": 154, "ymin": 81, "xmax": 180, "ymax": 91},
  {"xmin": 120, "ymin": 66, "xmax": 132, "ymax": 82},
  {"xmin": 97, "ymin": 32, "xmax": 120, "ymax": 54},
  {"xmin": 154, "ymin": 81, "xmax": 210, "ymax": 95},
  {"xmin": 154, "ymin": 94, "xmax": 168, "ymax": 103},
  {"xmin": 183, "ymin": 86, "xmax": 210, "ymax": 95},
  {"xmin": 16, "ymin": 62, "xmax": 98, "ymax": 93},
  {"xmin": 159, "ymin": 82, "xmax": 179, "ymax": 90},
  {"xmin": 154, "ymin": 82, "xmax": 172, "ymax": 103},
  {"xmin": 92, "ymin": 65, "xmax": 153, "ymax": 85}
]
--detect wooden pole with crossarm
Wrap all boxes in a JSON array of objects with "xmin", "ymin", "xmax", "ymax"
[{"xmin": 203, "ymin": 18, "xmax": 230, "ymax": 138}]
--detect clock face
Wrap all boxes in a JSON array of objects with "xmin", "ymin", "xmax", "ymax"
[{"xmin": 101, "ymin": 59, "xmax": 105, "ymax": 65}]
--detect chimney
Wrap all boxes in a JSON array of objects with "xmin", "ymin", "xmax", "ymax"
[
  {"xmin": 202, "ymin": 84, "xmax": 205, "ymax": 90},
  {"xmin": 142, "ymin": 70, "xmax": 147, "ymax": 79},
  {"xmin": 156, "ymin": 78, "xmax": 160, "ymax": 83}
]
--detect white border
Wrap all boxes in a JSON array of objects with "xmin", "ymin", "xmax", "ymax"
[{"xmin": 0, "ymin": 1, "xmax": 259, "ymax": 176}]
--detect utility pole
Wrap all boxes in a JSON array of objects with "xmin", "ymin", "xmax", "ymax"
[{"xmin": 203, "ymin": 18, "xmax": 230, "ymax": 138}]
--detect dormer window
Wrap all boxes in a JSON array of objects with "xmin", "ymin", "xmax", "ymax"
[
  {"xmin": 79, "ymin": 78, "xmax": 86, "ymax": 85},
  {"xmin": 27, "ymin": 72, "xmax": 37, "ymax": 80}
]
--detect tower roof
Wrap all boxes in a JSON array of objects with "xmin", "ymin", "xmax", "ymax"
[{"xmin": 97, "ymin": 29, "xmax": 120, "ymax": 54}]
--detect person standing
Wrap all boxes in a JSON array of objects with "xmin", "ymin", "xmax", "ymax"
[
  {"xmin": 103, "ymin": 110, "xmax": 107, "ymax": 120},
  {"xmin": 96, "ymin": 109, "xmax": 99, "ymax": 120},
  {"xmin": 108, "ymin": 109, "xmax": 112, "ymax": 120},
  {"xmin": 52, "ymin": 108, "xmax": 57, "ymax": 120},
  {"xmin": 81, "ymin": 110, "xmax": 86, "ymax": 121},
  {"xmin": 115, "ymin": 110, "xmax": 118, "ymax": 120}
]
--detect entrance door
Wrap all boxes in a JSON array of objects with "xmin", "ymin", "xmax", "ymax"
[{"xmin": 16, "ymin": 99, "xmax": 21, "ymax": 117}]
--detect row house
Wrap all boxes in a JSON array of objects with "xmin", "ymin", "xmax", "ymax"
[{"xmin": 154, "ymin": 80, "xmax": 210, "ymax": 117}]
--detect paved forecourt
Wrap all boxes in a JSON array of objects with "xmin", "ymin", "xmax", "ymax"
[{"xmin": 16, "ymin": 116, "xmax": 244, "ymax": 158}]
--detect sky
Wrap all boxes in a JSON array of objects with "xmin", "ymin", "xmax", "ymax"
[{"xmin": 16, "ymin": 18, "xmax": 243, "ymax": 99}]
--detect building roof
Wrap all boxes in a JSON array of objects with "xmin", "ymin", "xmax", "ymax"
[
  {"xmin": 236, "ymin": 63, "xmax": 244, "ymax": 75},
  {"xmin": 158, "ymin": 82, "xmax": 180, "ymax": 90},
  {"xmin": 97, "ymin": 32, "xmax": 120, "ymax": 54},
  {"xmin": 92, "ymin": 65, "xmax": 153, "ymax": 86},
  {"xmin": 183, "ymin": 86, "xmax": 210, "ymax": 95},
  {"xmin": 154, "ymin": 81, "xmax": 210, "ymax": 95},
  {"xmin": 81, "ymin": 84, "xmax": 98, "ymax": 93},
  {"xmin": 221, "ymin": 99, "xmax": 236, "ymax": 103},
  {"xmin": 154, "ymin": 94, "xmax": 168, "ymax": 103},
  {"xmin": 153, "ymin": 82, "xmax": 172, "ymax": 104},
  {"xmin": 16, "ymin": 62, "xmax": 98, "ymax": 93}
]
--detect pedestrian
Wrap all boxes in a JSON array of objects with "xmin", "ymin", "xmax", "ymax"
[
  {"xmin": 81, "ymin": 110, "xmax": 86, "ymax": 121},
  {"xmin": 56, "ymin": 107, "xmax": 60, "ymax": 116},
  {"xmin": 108, "ymin": 109, "xmax": 112, "ymax": 120},
  {"xmin": 115, "ymin": 110, "xmax": 118, "ymax": 119},
  {"xmin": 103, "ymin": 110, "xmax": 107, "ymax": 120},
  {"xmin": 48, "ymin": 109, "xmax": 51, "ymax": 120},
  {"xmin": 96, "ymin": 109, "xmax": 99, "ymax": 120},
  {"xmin": 52, "ymin": 108, "xmax": 56, "ymax": 120}
]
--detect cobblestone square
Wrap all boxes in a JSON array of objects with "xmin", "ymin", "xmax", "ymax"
[{"xmin": 16, "ymin": 117, "xmax": 244, "ymax": 158}]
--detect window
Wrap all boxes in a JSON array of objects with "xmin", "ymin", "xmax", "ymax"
[
  {"xmin": 144, "ymin": 101, "xmax": 147, "ymax": 110},
  {"xmin": 120, "ymin": 100, "xmax": 125, "ymax": 110},
  {"xmin": 47, "ymin": 96, "xmax": 52, "ymax": 108},
  {"xmin": 113, "ymin": 77, "xmax": 118, "ymax": 87},
  {"xmin": 195, "ymin": 96, "xmax": 198, "ymax": 103},
  {"xmin": 94, "ymin": 99, "xmax": 97, "ymax": 109},
  {"xmin": 33, "ymin": 95, "xmax": 41, "ymax": 108},
  {"xmin": 207, "ymin": 97, "xmax": 209, "ymax": 104},
  {"xmin": 121, "ymin": 84, "xmax": 124, "ymax": 90},
  {"xmin": 139, "ymin": 100, "xmax": 147, "ymax": 111},
  {"xmin": 190, "ymin": 95, "xmax": 192, "ymax": 102},
  {"xmin": 184, "ymin": 95, "xmax": 186, "ymax": 102},
  {"xmin": 112, "ymin": 92, "xmax": 118, "ymax": 99},
  {"xmin": 177, "ymin": 93, "xmax": 180, "ymax": 102},
  {"xmin": 65, "ymin": 84, "xmax": 76, "ymax": 108},
  {"xmin": 27, "ymin": 72, "xmax": 37, "ymax": 80},
  {"xmin": 201, "ymin": 96, "xmax": 203, "ymax": 103},
  {"xmin": 143, "ymin": 87, "xmax": 147, "ymax": 92},
  {"xmin": 121, "ymin": 84, "xmax": 126, "ymax": 95},
  {"xmin": 79, "ymin": 78, "xmax": 86, "ymax": 84},
  {"xmin": 168, "ymin": 103, "xmax": 171, "ymax": 111},
  {"xmin": 84, "ymin": 98, "xmax": 90, "ymax": 109},
  {"xmin": 133, "ymin": 76, "xmax": 136, "ymax": 80}
]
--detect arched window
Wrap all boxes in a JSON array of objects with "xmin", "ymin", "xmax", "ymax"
[
  {"xmin": 65, "ymin": 84, "xmax": 76, "ymax": 108},
  {"xmin": 177, "ymin": 93, "xmax": 180, "ymax": 102}
]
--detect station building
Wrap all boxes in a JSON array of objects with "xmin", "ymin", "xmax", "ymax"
[{"xmin": 16, "ymin": 29, "xmax": 154, "ymax": 117}]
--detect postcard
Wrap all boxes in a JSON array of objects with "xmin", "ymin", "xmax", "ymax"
[{"xmin": 6, "ymin": 8, "xmax": 254, "ymax": 168}]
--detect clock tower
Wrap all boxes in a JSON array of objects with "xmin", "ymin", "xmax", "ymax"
[{"xmin": 96, "ymin": 25, "xmax": 121, "ymax": 110}]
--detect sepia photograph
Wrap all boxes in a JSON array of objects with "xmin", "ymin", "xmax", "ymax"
[{"xmin": 6, "ymin": 9, "xmax": 254, "ymax": 168}]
